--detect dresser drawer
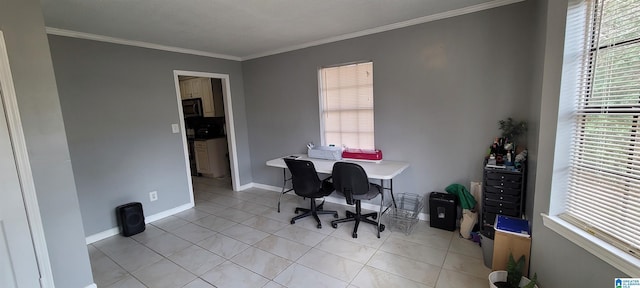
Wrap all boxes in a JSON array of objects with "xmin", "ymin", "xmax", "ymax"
[
  {"xmin": 484, "ymin": 199, "xmax": 520, "ymax": 210},
  {"xmin": 484, "ymin": 185, "xmax": 521, "ymax": 196},
  {"xmin": 485, "ymin": 179, "xmax": 521, "ymax": 189},
  {"xmin": 484, "ymin": 206, "xmax": 520, "ymax": 217},
  {"xmin": 484, "ymin": 192, "xmax": 520, "ymax": 203},
  {"xmin": 485, "ymin": 171, "xmax": 522, "ymax": 182}
]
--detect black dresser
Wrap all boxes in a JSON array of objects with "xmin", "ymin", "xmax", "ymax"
[{"xmin": 481, "ymin": 163, "xmax": 526, "ymax": 238}]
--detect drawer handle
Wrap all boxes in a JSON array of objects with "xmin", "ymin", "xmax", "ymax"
[
  {"xmin": 500, "ymin": 197, "xmax": 503, "ymax": 200},
  {"xmin": 500, "ymin": 189, "xmax": 504, "ymax": 193}
]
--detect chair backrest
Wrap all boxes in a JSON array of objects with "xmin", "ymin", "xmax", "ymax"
[
  {"xmin": 331, "ymin": 162, "xmax": 370, "ymax": 205},
  {"xmin": 284, "ymin": 158, "xmax": 322, "ymax": 197}
]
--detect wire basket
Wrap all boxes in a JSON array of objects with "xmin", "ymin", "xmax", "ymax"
[{"xmin": 386, "ymin": 193, "xmax": 424, "ymax": 235}]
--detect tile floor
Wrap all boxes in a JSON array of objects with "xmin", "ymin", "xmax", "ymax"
[{"xmin": 89, "ymin": 177, "xmax": 491, "ymax": 288}]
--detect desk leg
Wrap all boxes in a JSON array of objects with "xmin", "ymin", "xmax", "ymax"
[
  {"xmin": 380, "ymin": 179, "xmax": 397, "ymax": 210},
  {"xmin": 278, "ymin": 168, "xmax": 293, "ymax": 213}
]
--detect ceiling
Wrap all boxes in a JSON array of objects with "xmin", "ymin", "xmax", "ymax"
[{"xmin": 40, "ymin": 0, "xmax": 522, "ymax": 61}]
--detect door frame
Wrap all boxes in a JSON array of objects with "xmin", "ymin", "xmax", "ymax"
[
  {"xmin": 0, "ymin": 31, "xmax": 54, "ymax": 287},
  {"xmin": 173, "ymin": 71, "xmax": 240, "ymax": 196}
]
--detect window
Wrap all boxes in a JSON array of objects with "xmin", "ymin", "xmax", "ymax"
[
  {"xmin": 561, "ymin": 0, "xmax": 640, "ymax": 261},
  {"xmin": 319, "ymin": 62, "xmax": 374, "ymax": 150}
]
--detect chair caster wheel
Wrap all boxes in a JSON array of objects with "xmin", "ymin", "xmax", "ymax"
[
  {"xmin": 379, "ymin": 224, "xmax": 385, "ymax": 232},
  {"xmin": 294, "ymin": 209, "xmax": 300, "ymax": 214},
  {"xmin": 333, "ymin": 213, "xmax": 339, "ymax": 218},
  {"xmin": 290, "ymin": 220, "xmax": 295, "ymax": 224},
  {"xmin": 352, "ymin": 232, "xmax": 357, "ymax": 238},
  {"xmin": 317, "ymin": 224, "xmax": 322, "ymax": 229},
  {"xmin": 371, "ymin": 214, "xmax": 377, "ymax": 220},
  {"xmin": 331, "ymin": 223, "xmax": 338, "ymax": 229}
]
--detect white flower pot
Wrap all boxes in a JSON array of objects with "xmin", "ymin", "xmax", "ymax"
[{"xmin": 488, "ymin": 271, "xmax": 538, "ymax": 288}]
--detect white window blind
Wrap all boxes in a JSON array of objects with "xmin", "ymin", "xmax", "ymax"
[
  {"xmin": 561, "ymin": 0, "xmax": 640, "ymax": 259},
  {"xmin": 319, "ymin": 62, "xmax": 374, "ymax": 150}
]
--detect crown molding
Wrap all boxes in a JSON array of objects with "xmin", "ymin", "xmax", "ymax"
[
  {"xmin": 241, "ymin": 0, "xmax": 525, "ymax": 60},
  {"xmin": 46, "ymin": 0, "xmax": 524, "ymax": 62},
  {"xmin": 45, "ymin": 27, "xmax": 242, "ymax": 61}
]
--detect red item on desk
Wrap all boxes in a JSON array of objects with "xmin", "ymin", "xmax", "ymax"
[{"xmin": 342, "ymin": 149, "xmax": 383, "ymax": 161}]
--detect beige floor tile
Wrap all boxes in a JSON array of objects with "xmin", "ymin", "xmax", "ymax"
[
  {"xmin": 151, "ymin": 216, "xmax": 190, "ymax": 232},
  {"xmin": 183, "ymin": 278, "xmax": 216, "ymax": 288},
  {"xmin": 253, "ymin": 235, "xmax": 312, "ymax": 261},
  {"xmin": 168, "ymin": 244, "xmax": 225, "ymax": 276},
  {"xmin": 171, "ymin": 222, "xmax": 217, "ymax": 243},
  {"xmin": 296, "ymin": 248, "xmax": 363, "ymax": 282},
  {"xmin": 132, "ymin": 259, "xmax": 196, "ymax": 288},
  {"xmin": 274, "ymin": 225, "xmax": 327, "ymax": 247},
  {"xmin": 197, "ymin": 233, "xmax": 250, "ymax": 259},
  {"xmin": 130, "ymin": 225, "xmax": 167, "ymax": 244},
  {"xmin": 448, "ymin": 235, "xmax": 483, "ymax": 259},
  {"xmin": 351, "ymin": 266, "xmax": 431, "ymax": 288},
  {"xmin": 242, "ymin": 215, "xmax": 289, "ymax": 233},
  {"xmin": 173, "ymin": 208, "xmax": 212, "ymax": 222},
  {"xmin": 200, "ymin": 261, "xmax": 270, "ymax": 288},
  {"xmin": 232, "ymin": 201, "xmax": 273, "ymax": 215},
  {"xmin": 107, "ymin": 243, "xmax": 164, "ymax": 273},
  {"xmin": 231, "ymin": 247, "xmax": 293, "ymax": 279},
  {"xmin": 442, "ymin": 251, "xmax": 492, "ymax": 278},
  {"xmin": 88, "ymin": 183, "xmax": 488, "ymax": 288},
  {"xmin": 89, "ymin": 248, "xmax": 129, "ymax": 287},
  {"xmin": 330, "ymin": 222, "xmax": 389, "ymax": 249},
  {"xmin": 193, "ymin": 214, "xmax": 237, "ymax": 232},
  {"xmin": 93, "ymin": 235, "xmax": 138, "ymax": 256},
  {"xmin": 379, "ymin": 236, "xmax": 448, "ymax": 267},
  {"xmin": 262, "ymin": 281, "xmax": 286, "ymax": 288},
  {"xmin": 390, "ymin": 222, "xmax": 453, "ymax": 250},
  {"xmin": 435, "ymin": 268, "xmax": 488, "ymax": 288},
  {"xmin": 104, "ymin": 275, "xmax": 146, "ymax": 288},
  {"xmin": 315, "ymin": 236, "xmax": 377, "ymax": 263},
  {"xmin": 144, "ymin": 233, "xmax": 192, "ymax": 257},
  {"xmin": 273, "ymin": 263, "xmax": 348, "ymax": 288},
  {"xmin": 221, "ymin": 223, "xmax": 270, "ymax": 245},
  {"xmin": 367, "ymin": 250, "xmax": 441, "ymax": 286}
]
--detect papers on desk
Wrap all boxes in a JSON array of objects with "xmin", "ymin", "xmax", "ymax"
[{"xmin": 494, "ymin": 215, "xmax": 530, "ymax": 238}]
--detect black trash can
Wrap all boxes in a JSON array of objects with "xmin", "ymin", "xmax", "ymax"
[
  {"xmin": 429, "ymin": 192, "xmax": 457, "ymax": 231},
  {"xmin": 116, "ymin": 202, "xmax": 146, "ymax": 236}
]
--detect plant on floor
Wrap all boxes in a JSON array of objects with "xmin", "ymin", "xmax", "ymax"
[{"xmin": 493, "ymin": 253, "xmax": 538, "ymax": 288}]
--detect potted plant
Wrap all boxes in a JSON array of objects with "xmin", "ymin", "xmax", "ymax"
[
  {"xmin": 489, "ymin": 253, "xmax": 538, "ymax": 288},
  {"xmin": 498, "ymin": 118, "xmax": 527, "ymax": 148}
]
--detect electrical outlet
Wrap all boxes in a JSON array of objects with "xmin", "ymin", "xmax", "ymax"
[
  {"xmin": 149, "ymin": 191, "xmax": 158, "ymax": 202},
  {"xmin": 171, "ymin": 124, "xmax": 180, "ymax": 134}
]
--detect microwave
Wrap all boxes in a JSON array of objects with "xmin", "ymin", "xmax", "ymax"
[{"xmin": 182, "ymin": 98, "xmax": 203, "ymax": 118}]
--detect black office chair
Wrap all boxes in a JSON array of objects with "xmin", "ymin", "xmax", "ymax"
[
  {"xmin": 284, "ymin": 158, "xmax": 339, "ymax": 228},
  {"xmin": 330, "ymin": 162, "xmax": 385, "ymax": 238}
]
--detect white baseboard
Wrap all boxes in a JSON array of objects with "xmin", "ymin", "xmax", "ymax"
[
  {"xmin": 250, "ymin": 182, "xmax": 430, "ymax": 221},
  {"xmin": 236, "ymin": 182, "xmax": 254, "ymax": 191},
  {"xmin": 251, "ymin": 183, "xmax": 283, "ymax": 192},
  {"xmin": 85, "ymin": 203, "xmax": 194, "ymax": 244},
  {"xmin": 84, "ymin": 283, "xmax": 97, "ymax": 288}
]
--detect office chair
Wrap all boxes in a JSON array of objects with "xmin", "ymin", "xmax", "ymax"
[
  {"xmin": 330, "ymin": 162, "xmax": 385, "ymax": 238},
  {"xmin": 284, "ymin": 158, "xmax": 339, "ymax": 228}
]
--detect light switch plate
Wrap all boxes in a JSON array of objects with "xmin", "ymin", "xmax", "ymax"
[{"xmin": 171, "ymin": 124, "xmax": 180, "ymax": 134}]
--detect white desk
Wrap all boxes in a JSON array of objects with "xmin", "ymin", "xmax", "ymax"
[{"xmin": 266, "ymin": 154, "xmax": 410, "ymax": 212}]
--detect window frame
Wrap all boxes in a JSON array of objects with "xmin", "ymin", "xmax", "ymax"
[
  {"xmin": 544, "ymin": 0, "xmax": 640, "ymax": 276},
  {"xmin": 317, "ymin": 61, "xmax": 375, "ymax": 149}
]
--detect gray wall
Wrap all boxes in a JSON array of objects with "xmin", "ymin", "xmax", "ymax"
[
  {"xmin": 527, "ymin": 0, "xmax": 627, "ymax": 286},
  {"xmin": 243, "ymin": 2, "xmax": 535, "ymax": 206},
  {"xmin": 48, "ymin": 35, "xmax": 252, "ymax": 236},
  {"xmin": 0, "ymin": 0, "xmax": 93, "ymax": 287}
]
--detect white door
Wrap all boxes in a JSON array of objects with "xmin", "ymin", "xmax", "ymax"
[{"xmin": 0, "ymin": 87, "xmax": 42, "ymax": 287}]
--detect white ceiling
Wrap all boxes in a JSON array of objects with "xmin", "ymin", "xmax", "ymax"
[{"xmin": 41, "ymin": 0, "xmax": 522, "ymax": 60}]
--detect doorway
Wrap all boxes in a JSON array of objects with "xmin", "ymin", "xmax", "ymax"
[
  {"xmin": 173, "ymin": 71, "xmax": 240, "ymax": 201},
  {"xmin": 0, "ymin": 31, "xmax": 54, "ymax": 287}
]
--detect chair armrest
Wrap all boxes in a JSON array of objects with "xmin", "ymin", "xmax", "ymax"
[{"xmin": 370, "ymin": 182, "xmax": 382, "ymax": 193}]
